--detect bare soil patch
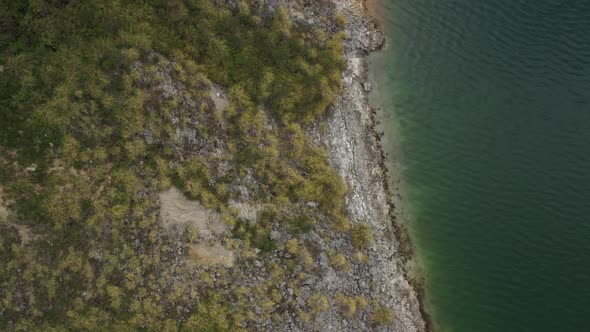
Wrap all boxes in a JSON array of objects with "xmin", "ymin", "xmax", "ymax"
[
  {"xmin": 159, "ymin": 187, "xmax": 234, "ymax": 266},
  {"xmin": 159, "ymin": 187, "xmax": 227, "ymax": 238},
  {"xmin": 187, "ymin": 243, "xmax": 234, "ymax": 267},
  {"xmin": 209, "ymin": 85, "xmax": 229, "ymax": 112}
]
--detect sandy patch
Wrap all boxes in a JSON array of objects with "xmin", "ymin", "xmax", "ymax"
[
  {"xmin": 160, "ymin": 187, "xmax": 235, "ymax": 266},
  {"xmin": 229, "ymin": 200, "xmax": 261, "ymax": 223},
  {"xmin": 159, "ymin": 187, "xmax": 227, "ymax": 237},
  {"xmin": 1, "ymin": 186, "xmax": 33, "ymax": 245},
  {"xmin": 0, "ymin": 186, "xmax": 9, "ymax": 221},
  {"xmin": 187, "ymin": 243, "xmax": 234, "ymax": 267},
  {"xmin": 14, "ymin": 224, "xmax": 32, "ymax": 245},
  {"xmin": 0, "ymin": 202, "xmax": 7, "ymax": 221},
  {"xmin": 209, "ymin": 85, "xmax": 229, "ymax": 111}
]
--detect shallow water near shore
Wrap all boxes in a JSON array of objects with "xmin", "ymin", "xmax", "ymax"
[{"xmin": 368, "ymin": 1, "xmax": 590, "ymax": 331}]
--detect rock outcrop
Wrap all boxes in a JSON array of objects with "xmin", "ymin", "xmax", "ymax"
[{"xmin": 311, "ymin": 1, "xmax": 426, "ymax": 331}]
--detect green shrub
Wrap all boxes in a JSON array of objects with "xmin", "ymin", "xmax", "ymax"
[
  {"xmin": 289, "ymin": 214, "xmax": 314, "ymax": 234},
  {"xmin": 334, "ymin": 14, "xmax": 347, "ymax": 28},
  {"xmin": 330, "ymin": 253, "xmax": 351, "ymax": 271},
  {"xmin": 371, "ymin": 305, "xmax": 394, "ymax": 326},
  {"xmin": 351, "ymin": 223, "xmax": 373, "ymax": 250},
  {"xmin": 307, "ymin": 294, "xmax": 330, "ymax": 314},
  {"xmin": 336, "ymin": 293, "xmax": 357, "ymax": 317},
  {"xmin": 232, "ymin": 219, "xmax": 277, "ymax": 253},
  {"xmin": 183, "ymin": 302, "xmax": 232, "ymax": 332},
  {"xmin": 285, "ymin": 238, "xmax": 300, "ymax": 256}
]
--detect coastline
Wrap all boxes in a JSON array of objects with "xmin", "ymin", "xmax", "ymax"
[
  {"xmin": 362, "ymin": 1, "xmax": 434, "ymax": 330},
  {"xmin": 313, "ymin": 0, "xmax": 428, "ymax": 330},
  {"xmin": 361, "ymin": 1, "xmax": 436, "ymax": 330},
  {"xmin": 351, "ymin": 0, "xmax": 433, "ymax": 330}
]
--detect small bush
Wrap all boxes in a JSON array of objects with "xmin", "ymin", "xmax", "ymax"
[
  {"xmin": 334, "ymin": 14, "xmax": 347, "ymax": 28},
  {"xmin": 183, "ymin": 302, "xmax": 232, "ymax": 331},
  {"xmin": 356, "ymin": 296, "xmax": 369, "ymax": 310},
  {"xmin": 307, "ymin": 294, "xmax": 330, "ymax": 314},
  {"xmin": 296, "ymin": 308, "xmax": 311, "ymax": 323},
  {"xmin": 371, "ymin": 305, "xmax": 394, "ymax": 327},
  {"xmin": 354, "ymin": 251, "xmax": 369, "ymax": 264},
  {"xmin": 185, "ymin": 226, "xmax": 198, "ymax": 242},
  {"xmin": 233, "ymin": 220, "xmax": 277, "ymax": 253},
  {"xmin": 336, "ymin": 293, "xmax": 357, "ymax": 317},
  {"xmin": 300, "ymin": 247, "xmax": 315, "ymax": 268},
  {"xmin": 330, "ymin": 253, "xmax": 350, "ymax": 271},
  {"xmin": 351, "ymin": 224, "xmax": 373, "ymax": 250},
  {"xmin": 285, "ymin": 239, "xmax": 299, "ymax": 256},
  {"xmin": 290, "ymin": 215, "xmax": 314, "ymax": 234}
]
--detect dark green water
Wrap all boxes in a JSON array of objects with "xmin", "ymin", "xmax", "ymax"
[{"xmin": 369, "ymin": 1, "xmax": 590, "ymax": 331}]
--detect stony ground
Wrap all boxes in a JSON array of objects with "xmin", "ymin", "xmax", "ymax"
[{"xmin": 265, "ymin": 0, "xmax": 427, "ymax": 331}]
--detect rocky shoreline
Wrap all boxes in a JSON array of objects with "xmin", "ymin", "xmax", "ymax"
[
  {"xmin": 202, "ymin": 2, "xmax": 428, "ymax": 331},
  {"xmin": 125, "ymin": 3, "xmax": 429, "ymax": 330},
  {"xmin": 0, "ymin": 1, "xmax": 428, "ymax": 330},
  {"xmin": 309, "ymin": 0, "xmax": 427, "ymax": 330}
]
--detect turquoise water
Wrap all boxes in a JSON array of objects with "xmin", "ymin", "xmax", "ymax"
[{"xmin": 369, "ymin": 1, "xmax": 590, "ymax": 331}]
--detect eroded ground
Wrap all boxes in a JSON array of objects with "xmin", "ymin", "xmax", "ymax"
[{"xmin": 159, "ymin": 186, "xmax": 233, "ymax": 266}]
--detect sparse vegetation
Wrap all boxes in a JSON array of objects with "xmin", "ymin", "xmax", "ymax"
[
  {"xmin": 351, "ymin": 223, "xmax": 373, "ymax": 250},
  {"xmin": 0, "ymin": 0, "xmax": 349, "ymax": 329},
  {"xmin": 334, "ymin": 14, "xmax": 348, "ymax": 27},
  {"xmin": 356, "ymin": 296, "xmax": 369, "ymax": 310},
  {"xmin": 285, "ymin": 238, "xmax": 300, "ymax": 256},
  {"xmin": 371, "ymin": 305, "xmax": 394, "ymax": 327},
  {"xmin": 307, "ymin": 294, "xmax": 330, "ymax": 314},
  {"xmin": 330, "ymin": 252, "xmax": 351, "ymax": 271},
  {"xmin": 336, "ymin": 293, "xmax": 357, "ymax": 317}
]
